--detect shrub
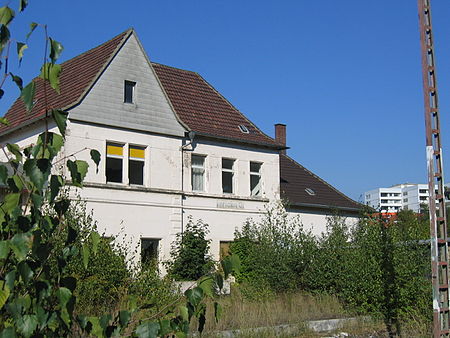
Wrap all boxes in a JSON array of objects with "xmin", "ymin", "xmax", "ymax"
[
  {"xmin": 166, "ymin": 217, "xmax": 214, "ymax": 281},
  {"xmin": 231, "ymin": 202, "xmax": 316, "ymax": 295}
]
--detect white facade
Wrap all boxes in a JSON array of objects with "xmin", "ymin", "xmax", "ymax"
[{"xmin": 1, "ymin": 30, "xmax": 359, "ymax": 265}]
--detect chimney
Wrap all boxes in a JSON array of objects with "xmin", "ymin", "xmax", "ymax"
[{"xmin": 275, "ymin": 123, "xmax": 286, "ymax": 155}]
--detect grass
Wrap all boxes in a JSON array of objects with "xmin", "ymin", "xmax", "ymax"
[{"xmin": 193, "ymin": 287, "xmax": 352, "ymax": 334}]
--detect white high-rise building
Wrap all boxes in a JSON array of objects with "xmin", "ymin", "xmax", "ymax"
[{"xmin": 364, "ymin": 183, "xmax": 442, "ymax": 213}]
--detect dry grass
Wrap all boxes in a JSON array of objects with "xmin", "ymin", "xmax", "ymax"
[{"xmin": 195, "ymin": 288, "xmax": 350, "ymax": 333}]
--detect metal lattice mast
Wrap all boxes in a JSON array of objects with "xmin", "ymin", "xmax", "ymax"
[{"xmin": 417, "ymin": 0, "xmax": 449, "ymax": 336}]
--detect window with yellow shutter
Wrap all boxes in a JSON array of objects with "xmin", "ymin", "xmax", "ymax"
[
  {"xmin": 129, "ymin": 145, "xmax": 145, "ymax": 185},
  {"xmin": 106, "ymin": 143, "xmax": 123, "ymax": 183}
]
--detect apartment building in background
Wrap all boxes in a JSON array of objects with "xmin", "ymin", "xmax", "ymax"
[{"xmin": 364, "ymin": 183, "xmax": 446, "ymax": 213}]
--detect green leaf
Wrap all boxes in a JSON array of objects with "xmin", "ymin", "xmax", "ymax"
[
  {"xmin": 90, "ymin": 231, "xmax": 101, "ymax": 255},
  {"xmin": 10, "ymin": 73, "xmax": 23, "ymax": 90},
  {"xmin": 49, "ymin": 175, "xmax": 63, "ymax": 202},
  {"xmin": 51, "ymin": 109, "xmax": 68, "ymax": 137},
  {"xmin": 2, "ymin": 193, "xmax": 20, "ymax": 213},
  {"xmin": 17, "ymin": 261, "xmax": 33, "ymax": 283},
  {"xmin": 135, "ymin": 322, "xmax": 160, "ymax": 338},
  {"xmin": 214, "ymin": 302, "xmax": 222, "ymax": 323},
  {"xmin": 16, "ymin": 314, "xmax": 38, "ymax": 338},
  {"xmin": 185, "ymin": 287, "xmax": 203, "ymax": 307},
  {"xmin": 215, "ymin": 272, "xmax": 223, "ymax": 290},
  {"xmin": 0, "ymin": 281, "xmax": 10, "ymax": 309},
  {"xmin": 39, "ymin": 63, "xmax": 61, "ymax": 93},
  {"xmin": 0, "ymin": 165, "xmax": 7, "ymax": 184},
  {"xmin": 0, "ymin": 7, "xmax": 14, "ymax": 26},
  {"xmin": 159, "ymin": 320, "xmax": 171, "ymax": 336},
  {"xmin": 0, "ymin": 327, "xmax": 16, "ymax": 338},
  {"xmin": 82, "ymin": 244, "xmax": 89, "ymax": 269},
  {"xmin": 36, "ymin": 132, "xmax": 63, "ymax": 159},
  {"xmin": 19, "ymin": 0, "xmax": 28, "ymax": 12},
  {"xmin": 230, "ymin": 254, "xmax": 241, "ymax": 274},
  {"xmin": 178, "ymin": 305, "xmax": 189, "ymax": 321},
  {"xmin": 87, "ymin": 316, "xmax": 103, "ymax": 337},
  {"xmin": 90, "ymin": 149, "xmax": 100, "ymax": 174},
  {"xmin": 6, "ymin": 143, "xmax": 22, "ymax": 162},
  {"xmin": 57, "ymin": 287, "xmax": 72, "ymax": 308},
  {"xmin": 24, "ymin": 159, "xmax": 50, "ymax": 190},
  {"xmin": 49, "ymin": 38, "xmax": 63, "ymax": 64},
  {"xmin": 67, "ymin": 160, "xmax": 89, "ymax": 187},
  {"xmin": 5, "ymin": 270, "xmax": 16, "ymax": 290},
  {"xmin": 26, "ymin": 22, "xmax": 37, "ymax": 40},
  {"xmin": 119, "ymin": 310, "xmax": 131, "ymax": 327},
  {"xmin": 221, "ymin": 256, "xmax": 232, "ymax": 279},
  {"xmin": 20, "ymin": 81, "xmax": 35, "ymax": 112},
  {"xmin": 10, "ymin": 232, "xmax": 32, "ymax": 261},
  {"xmin": 198, "ymin": 276, "xmax": 215, "ymax": 297},
  {"xmin": 0, "ymin": 240, "xmax": 9, "ymax": 259},
  {"xmin": 0, "ymin": 25, "xmax": 10, "ymax": 54},
  {"xmin": 16, "ymin": 42, "xmax": 27, "ymax": 65}
]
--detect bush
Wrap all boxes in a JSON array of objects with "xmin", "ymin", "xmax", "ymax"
[
  {"xmin": 166, "ymin": 217, "xmax": 214, "ymax": 281},
  {"xmin": 231, "ymin": 202, "xmax": 316, "ymax": 296}
]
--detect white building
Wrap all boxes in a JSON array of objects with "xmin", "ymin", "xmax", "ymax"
[
  {"xmin": 0, "ymin": 29, "xmax": 360, "ymax": 264},
  {"xmin": 364, "ymin": 183, "xmax": 441, "ymax": 213}
]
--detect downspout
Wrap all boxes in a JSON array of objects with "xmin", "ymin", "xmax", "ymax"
[{"xmin": 180, "ymin": 131, "xmax": 196, "ymax": 235}]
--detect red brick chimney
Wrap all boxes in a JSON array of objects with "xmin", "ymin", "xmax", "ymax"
[{"xmin": 275, "ymin": 123, "xmax": 286, "ymax": 155}]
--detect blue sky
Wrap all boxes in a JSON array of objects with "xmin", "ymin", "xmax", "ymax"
[{"xmin": 1, "ymin": 0, "xmax": 449, "ymax": 201}]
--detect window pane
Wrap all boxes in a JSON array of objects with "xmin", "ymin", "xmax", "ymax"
[
  {"xmin": 129, "ymin": 160, "xmax": 144, "ymax": 185},
  {"xmin": 124, "ymin": 80, "xmax": 135, "ymax": 103},
  {"xmin": 222, "ymin": 171, "xmax": 233, "ymax": 193},
  {"xmin": 192, "ymin": 168, "xmax": 204, "ymax": 191},
  {"xmin": 106, "ymin": 157, "xmax": 122, "ymax": 183},
  {"xmin": 250, "ymin": 174, "xmax": 261, "ymax": 196},
  {"xmin": 141, "ymin": 238, "xmax": 159, "ymax": 265},
  {"xmin": 222, "ymin": 158, "xmax": 234, "ymax": 170},
  {"xmin": 192, "ymin": 155, "xmax": 205, "ymax": 167},
  {"xmin": 250, "ymin": 162, "xmax": 261, "ymax": 173}
]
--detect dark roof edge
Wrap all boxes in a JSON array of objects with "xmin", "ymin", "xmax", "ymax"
[
  {"xmin": 281, "ymin": 154, "xmax": 362, "ymax": 208},
  {"xmin": 287, "ymin": 201, "xmax": 361, "ymax": 213},
  {"xmin": 0, "ymin": 115, "xmax": 46, "ymax": 138},
  {"xmin": 194, "ymin": 131, "xmax": 288, "ymax": 150}
]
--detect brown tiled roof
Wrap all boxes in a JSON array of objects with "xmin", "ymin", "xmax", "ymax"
[
  {"xmin": 152, "ymin": 63, "xmax": 281, "ymax": 148},
  {"xmin": 0, "ymin": 29, "xmax": 131, "ymax": 135},
  {"xmin": 280, "ymin": 154, "xmax": 361, "ymax": 212}
]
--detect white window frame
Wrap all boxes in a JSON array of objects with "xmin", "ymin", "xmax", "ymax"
[
  {"xmin": 124, "ymin": 80, "xmax": 136, "ymax": 104},
  {"xmin": 221, "ymin": 158, "xmax": 235, "ymax": 194},
  {"xmin": 106, "ymin": 141, "xmax": 146, "ymax": 186},
  {"xmin": 250, "ymin": 161, "xmax": 262, "ymax": 197}
]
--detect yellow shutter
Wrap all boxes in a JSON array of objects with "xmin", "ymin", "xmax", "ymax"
[
  {"xmin": 107, "ymin": 144, "xmax": 123, "ymax": 156},
  {"xmin": 129, "ymin": 146, "xmax": 145, "ymax": 159}
]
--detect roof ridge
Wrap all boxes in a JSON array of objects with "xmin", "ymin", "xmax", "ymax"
[
  {"xmin": 192, "ymin": 72, "xmax": 282, "ymax": 146},
  {"xmin": 281, "ymin": 154, "xmax": 360, "ymax": 207},
  {"xmin": 60, "ymin": 28, "xmax": 132, "ymax": 67}
]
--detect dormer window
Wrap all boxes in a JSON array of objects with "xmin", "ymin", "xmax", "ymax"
[
  {"xmin": 238, "ymin": 125, "xmax": 249, "ymax": 133},
  {"xmin": 305, "ymin": 188, "xmax": 316, "ymax": 196},
  {"xmin": 124, "ymin": 80, "xmax": 136, "ymax": 103}
]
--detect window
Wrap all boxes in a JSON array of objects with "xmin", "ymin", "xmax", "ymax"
[
  {"xmin": 191, "ymin": 155, "xmax": 205, "ymax": 191},
  {"xmin": 124, "ymin": 80, "xmax": 136, "ymax": 103},
  {"xmin": 403, "ymin": 198, "xmax": 408, "ymax": 202},
  {"xmin": 238, "ymin": 125, "xmax": 249, "ymax": 133},
  {"xmin": 129, "ymin": 145, "xmax": 145, "ymax": 185},
  {"xmin": 403, "ymin": 192, "xmax": 408, "ymax": 196},
  {"xmin": 222, "ymin": 158, "xmax": 235, "ymax": 194},
  {"xmin": 381, "ymin": 193, "xmax": 388, "ymax": 197},
  {"xmin": 419, "ymin": 189, "xmax": 427, "ymax": 194},
  {"xmin": 106, "ymin": 143, "xmax": 123, "ymax": 183},
  {"xmin": 305, "ymin": 188, "xmax": 316, "ymax": 196},
  {"xmin": 250, "ymin": 162, "xmax": 262, "ymax": 196},
  {"xmin": 219, "ymin": 241, "xmax": 232, "ymax": 259},
  {"xmin": 141, "ymin": 238, "xmax": 159, "ymax": 265}
]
